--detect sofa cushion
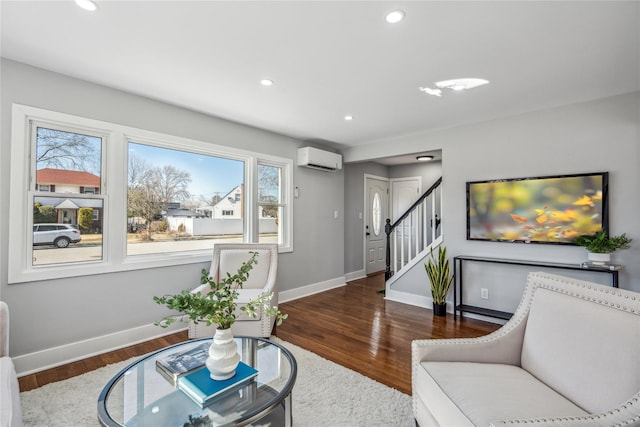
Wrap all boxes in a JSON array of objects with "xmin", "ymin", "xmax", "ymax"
[
  {"xmin": 415, "ymin": 362, "xmax": 588, "ymax": 426},
  {"xmin": 521, "ymin": 287, "xmax": 640, "ymax": 413}
]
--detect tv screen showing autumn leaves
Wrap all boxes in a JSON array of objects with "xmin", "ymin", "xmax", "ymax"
[{"xmin": 467, "ymin": 172, "xmax": 608, "ymax": 245}]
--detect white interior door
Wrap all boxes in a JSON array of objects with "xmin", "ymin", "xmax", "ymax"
[
  {"xmin": 365, "ymin": 176, "xmax": 389, "ymax": 275},
  {"xmin": 390, "ymin": 177, "xmax": 422, "ymax": 272},
  {"xmin": 391, "ymin": 177, "xmax": 422, "ymax": 221}
]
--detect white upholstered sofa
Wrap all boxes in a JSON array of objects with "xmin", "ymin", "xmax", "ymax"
[
  {"xmin": 1, "ymin": 301, "xmax": 22, "ymax": 427},
  {"xmin": 412, "ymin": 271, "xmax": 640, "ymax": 426},
  {"xmin": 188, "ymin": 243, "xmax": 279, "ymax": 339}
]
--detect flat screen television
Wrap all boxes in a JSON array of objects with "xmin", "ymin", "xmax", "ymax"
[{"xmin": 467, "ymin": 172, "xmax": 608, "ymax": 245}]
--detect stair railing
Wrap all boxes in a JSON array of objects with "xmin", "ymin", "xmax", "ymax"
[{"xmin": 385, "ymin": 177, "xmax": 442, "ymax": 281}]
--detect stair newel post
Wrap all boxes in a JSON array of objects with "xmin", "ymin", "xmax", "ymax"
[{"xmin": 385, "ymin": 218, "xmax": 392, "ymax": 280}]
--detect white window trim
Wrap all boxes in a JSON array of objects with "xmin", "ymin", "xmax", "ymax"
[
  {"xmin": 256, "ymin": 159, "xmax": 292, "ymax": 247},
  {"xmin": 9, "ymin": 104, "xmax": 293, "ymax": 284}
]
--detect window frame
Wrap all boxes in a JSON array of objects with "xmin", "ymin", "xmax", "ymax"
[
  {"xmin": 9, "ymin": 104, "xmax": 293, "ymax": 284},
  {"xmin": 256, "ymin": 160, "xmax": 291, "ymax": 246}
]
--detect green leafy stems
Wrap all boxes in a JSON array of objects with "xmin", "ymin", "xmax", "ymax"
[
  {"xmin": 153, "ymin": 251, "xmax": 287, "ymax": 330},
  {"xmin": 424, "ymin": 246, "xmax": 454, "ymax": 305},
  {"xmin": 572, "ymin": 230, "xmax": 632, "ymax": 254}
]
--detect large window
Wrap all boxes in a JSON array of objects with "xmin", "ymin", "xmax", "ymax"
[
  {"xmin": 127, "ymin": 142, "xmax": 245, "ymax": 256},
  {"xmin": 9, "ymin": 105, "xmax": 293, "ymax": 283}
]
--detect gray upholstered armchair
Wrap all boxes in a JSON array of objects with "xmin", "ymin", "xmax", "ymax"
[
  {"xmin": 412, "ymin": 271, "xmax": 640, "ymax": 426},
  {"xmin": 188, "ymin": 243, "xmax": 279, "ymax": 339}
]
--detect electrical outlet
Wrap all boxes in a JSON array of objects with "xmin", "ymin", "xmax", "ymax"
[{"xmin": 480, "ymin": 288, "xmax": 489, "ymax": 300}]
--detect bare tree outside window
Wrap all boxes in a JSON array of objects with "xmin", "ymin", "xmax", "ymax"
[
  {"xmin": 156, "ymin": 165, "xmax": 191, "ymax": 203},
  {"xmin": 128, "ymin": 154, "xmax": 192, "ymax": 240},
  {"xmin": 36, "ymin": 127, "xmax": 101, "ymax": 176}
]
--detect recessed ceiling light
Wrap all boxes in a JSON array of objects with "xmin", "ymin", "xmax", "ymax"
[
  {"xmin": 344, "ymin": 115, "xmax": 354, "ymax": 121},
  {"xmin": 385, "ymin": 10, "xmax": 405, "ymax": 24},
  {"xmin": 260, "ymin": 79, "xmax": 274, "ymax": 86},
  {"xmin": 75, "ymin": 0, "xmax": 98, "ymax": 11},
  {"xmin": 435, "ymin": 78, "xmax": 489, "ymax": 91},
  {"xmin": 416, "ymin": 155, "xmax": 434, "ymax": 161}
]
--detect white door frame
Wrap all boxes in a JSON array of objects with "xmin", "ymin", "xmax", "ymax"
[{"xmin": 363, "ymin": 174, "xmax": 389, "ymax": 276}]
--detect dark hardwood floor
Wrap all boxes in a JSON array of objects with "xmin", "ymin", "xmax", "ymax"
[{"xmin": 18, "ymin": 272, "xmax": 500, "ymax": 394}]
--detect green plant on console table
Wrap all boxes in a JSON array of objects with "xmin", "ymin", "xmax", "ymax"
[
  {"xmin": 153, "ymin": 251, "xmax": 287, "ymax": 330},
  {"xmin": 572, "ymin": 230, "xmax": 632, "ymax": 254},
  {"xmin": 424, "ymin": 245, "xmax": 454, "ymax": 304}
]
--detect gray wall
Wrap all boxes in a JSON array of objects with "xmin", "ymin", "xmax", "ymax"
[
  {"xmin": 344, "ymin": 92, "xmax": 640, "ymax": 310},
  {"xmin": 343, "ymin": 162, "xmax": 388, "ymax": 274},
  {"xmin": 388, "ymin": 161, "xmax": 442, "ymax": 190},
  {"xmin": 0, "ymin": 59, "xmax": 344, "ymax": 357}
]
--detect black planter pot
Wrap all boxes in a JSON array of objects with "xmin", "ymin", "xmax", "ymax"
[{"xmin": 432, "ymin": 302, "xmax": 447, "ymax": 316}]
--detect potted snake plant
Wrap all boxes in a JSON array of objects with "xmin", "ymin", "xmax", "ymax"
[{"xmin": 424, "ymin": 245, "xmax": 454, "ymax": 316}]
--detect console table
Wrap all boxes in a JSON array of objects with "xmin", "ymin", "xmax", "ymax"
[{"xmin": 453, "ymin": 255, "xmax": 621, "ymax": 321}]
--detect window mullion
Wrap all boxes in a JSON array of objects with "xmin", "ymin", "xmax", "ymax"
[{"xmin": 245, "ymin": 157, "xmax": 258, "ymax": 243}]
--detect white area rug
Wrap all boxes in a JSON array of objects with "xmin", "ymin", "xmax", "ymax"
[{"xmin": 20, "ymin": 338, "xmax": 413, "ymax": 426}]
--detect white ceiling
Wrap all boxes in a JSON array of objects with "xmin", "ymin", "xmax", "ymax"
[{"xmin": 2, "ymin": 1, "xmax": 638, "ymax": 153}]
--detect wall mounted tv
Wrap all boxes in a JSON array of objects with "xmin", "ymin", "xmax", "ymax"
[{"xmin": 467, "ymin": 172, "xmax": 608, "ymax": 245}]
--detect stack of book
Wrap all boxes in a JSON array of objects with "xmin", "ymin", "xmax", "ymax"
[
  {"xmin": 155, "ymin": 343, "xmax": 259, "ymax": 407},
  {"xmin": 155, "ymin": 342, "xmax": 210, "ymax": 386},
  {"xmin": 177, "ymin": 362, "xmax": 259, "ymax": 407}
]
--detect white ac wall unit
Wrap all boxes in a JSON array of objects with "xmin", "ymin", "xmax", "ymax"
[{"xmin": 297, "ymin": 147, "xmax": 343, "ymax": 171}]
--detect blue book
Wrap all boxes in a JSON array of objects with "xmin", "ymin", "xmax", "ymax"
[{"xmin": 177, "ymin": 362, "xmax": 258, "ymax": 407}]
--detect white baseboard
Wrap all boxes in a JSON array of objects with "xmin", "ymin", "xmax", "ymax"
[
  {"xmin": 344, "ymin": 270, "xmax": 366, "ymax": 282},
  {"xmin": 13, "ymin": 322, "xmax": 186, "ymax": 377},
  {"xmin": 384, "ymin": 288, "xmax": 434, "ymax": 309},
  {"xmin": 384, "ymin": 288, "xmax": 457, "ymax": 315},
  {"xmin": 384, "ymin": 288, "xmax": 505, "ymax": 325},
  {"xmin": 278, "ymin": 276, "xmax": 346, "ymax": 303}
]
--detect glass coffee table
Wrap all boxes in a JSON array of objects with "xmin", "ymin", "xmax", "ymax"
[{"xmin": 98, "ymin": 337, "xmax": 297, "ymax": 427}]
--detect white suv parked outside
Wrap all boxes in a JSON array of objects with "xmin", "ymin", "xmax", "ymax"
[{"xmin": 33, "ymin": 223, "xmax": 81, "ymax": 248}]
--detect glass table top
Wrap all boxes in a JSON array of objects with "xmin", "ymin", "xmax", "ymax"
[{"xmin": 97, "ymin": 337, "xmax": 296, "ymax": 427}]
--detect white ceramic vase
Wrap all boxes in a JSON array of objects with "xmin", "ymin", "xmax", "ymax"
[
  {"xmin": 205, "ymin": 328, "xmax": 240, "ymax": 380},
  {"xmin": 587, "ymin": 252, "xmax": 611, "ymax": 265}
]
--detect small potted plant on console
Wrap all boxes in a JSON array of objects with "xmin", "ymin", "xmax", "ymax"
[{"xmin": 573, "ymin": 230, "xmax": 632, "ymax": 265}]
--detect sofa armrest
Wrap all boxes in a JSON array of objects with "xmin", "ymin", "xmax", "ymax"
[
  {"xmin": 489, "ymin": 391, "xmax": 640, "ymax": 426},
  {"xmin": 413, "ymin": 313, "xmax": 528, "ymax": 366},
  {"xmin": 413, "ymin": 271, "xmax": 555, "ymax": 366}
]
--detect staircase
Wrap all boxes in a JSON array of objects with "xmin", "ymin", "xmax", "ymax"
[{"xmin": 384, "ymin": 177, "xmax": 443, "ymax": 285}]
